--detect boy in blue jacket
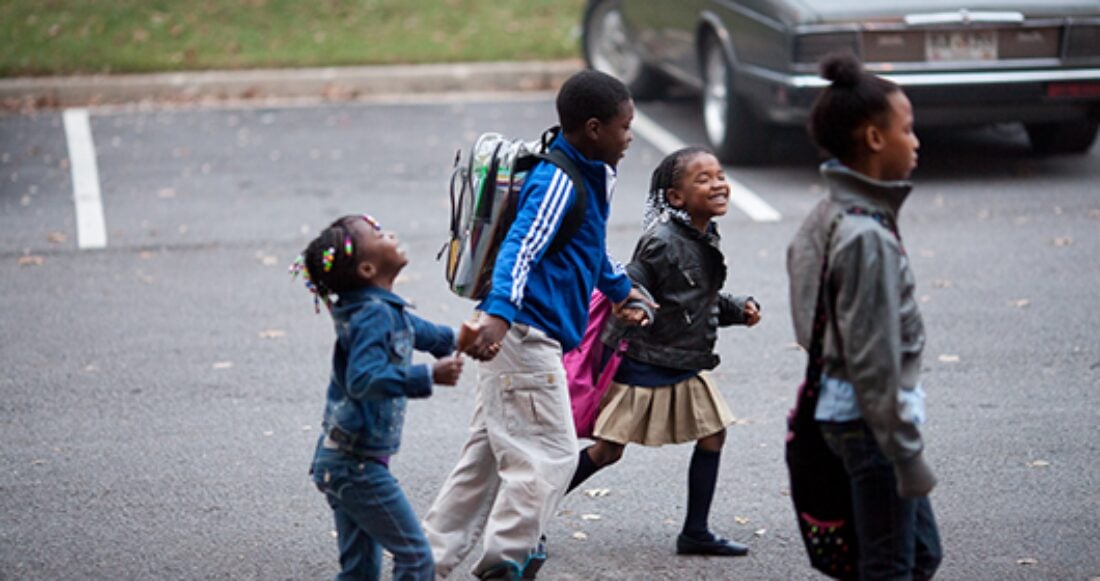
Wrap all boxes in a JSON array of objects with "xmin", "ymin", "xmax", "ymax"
[{"xmin": 423, "ymin": 70, "xmax": 652, "ymax": 580}]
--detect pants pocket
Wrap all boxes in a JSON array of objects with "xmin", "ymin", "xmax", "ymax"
[{"xmin": 499, "ymin": 371, "xmax": 565, "ymax": 437}]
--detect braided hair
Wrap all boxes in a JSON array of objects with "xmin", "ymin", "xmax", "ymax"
[
  {"xmin": 289, "ymin": 215, "xmax": 367, "ymax": 311},
  {"xmin": 642, "ymin": 145, "xmax": 712, "ymax": 230}
]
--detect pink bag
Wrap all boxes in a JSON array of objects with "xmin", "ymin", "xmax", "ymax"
[{"xmin": 564, "ymin": 290, "xmax": 629, "ymax": 439}]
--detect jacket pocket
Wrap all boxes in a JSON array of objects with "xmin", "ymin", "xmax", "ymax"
[{"xmin": 498, "ymin": 371, "xmax": 567, "ymax": 438}]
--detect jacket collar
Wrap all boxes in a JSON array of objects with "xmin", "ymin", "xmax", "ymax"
[
  {"xmin": 821, "ymin": 159, "xmax": 912, "ymax": 221},
  {"xmin": 333, "ymin": 285, "xmax": 409, "ymax": 316},
  {"xmin": 660, "ymin": 215, "xmax": 722, "ymax": 251}
]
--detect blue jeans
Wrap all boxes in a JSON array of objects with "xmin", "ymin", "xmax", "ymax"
[
  {"xmin": 820, "ymin": 421, "xmax": 942, "ymax": 581},
  {"xmin": 312, "ymin": 440, "xmax": 434, "ymax": 581}
]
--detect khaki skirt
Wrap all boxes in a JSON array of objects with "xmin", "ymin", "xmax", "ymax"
[{"xmin": 592, "ymin": 371, "xmax": 734, "ymax": 446}]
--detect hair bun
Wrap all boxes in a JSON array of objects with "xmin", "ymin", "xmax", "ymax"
[{"xmin": 820, "ymin": 53, "xmax": 863, "ymax": 88}]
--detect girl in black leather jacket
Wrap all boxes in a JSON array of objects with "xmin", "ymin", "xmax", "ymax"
[{"xmin": 566, "ymin": 146, "xmax": 761, "ymax": 557}]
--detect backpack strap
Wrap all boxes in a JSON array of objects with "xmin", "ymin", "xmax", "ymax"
[{"xmin": 535, "ymin": 148, "xmax": 589, "ymax": 255}]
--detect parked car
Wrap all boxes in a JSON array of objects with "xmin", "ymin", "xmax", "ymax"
[{"xmin": 582, "ymin": 0, "xmax": 1100, "ymax": 163}]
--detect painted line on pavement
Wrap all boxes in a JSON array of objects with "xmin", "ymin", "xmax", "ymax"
[
  {"xmin": 632, "ymin": 110, "xmax": 781, "ymax": 223},
  {"xmin": 63, "ymin": 108, "xmax": 107, "ymax": 249}
]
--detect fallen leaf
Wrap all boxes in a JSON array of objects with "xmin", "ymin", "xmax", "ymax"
[
  {"xmin": 157, "ymin": 187, "xmax": 176, "ymax": 199},
  {"xmin": 138, "ymin": 250, "xmax": 155, "ymax": 260},
  {"xmin": 938, "ymin": 355, "xmax": 960, "ymax": 363},
  {"xmin": 1028, "ymin": 460, "xmax": 1051, "ymax": 468},
  {"xmin": 580, "ymin": 513, "xmax": 602, "ymax": 521},
  {"xmin": 259, "ymin": 329, "xmax": 286, "ymax": 339},
  {"xmin": 1052, "ymin": 236, "xmax": 1073, "ymax": 247},
  {"xmin": 212, "ymin": 361, "xmax": 234, "ymax": 370},
  {"xmin": 754, "ymin": 528, "xmax": 767, "ymax": 537},
  {"xmin": 47, "ymin": 231, "xmax": 67, "ymax": 244},
  {"xmin": 1012, "ymin": 299, "xmax": 1031, "ymax": 309},
  {"xmin": 1016, "ymin": 558, "xmax": 1038, "ymax": 566},
  {"xmin": 932, "ymin": 279, "xmax": 954, "ymax": 289},
  {"xmin": 17, "ymin": 255, "xmax": 44, "ymax": 266},
  {"xmin": 571, "ymin": 531, "xmax": 588, "ymax": 541},
  {"xmin": 734, "ymin": 516, "xmax": 750, "ymax": 525}
]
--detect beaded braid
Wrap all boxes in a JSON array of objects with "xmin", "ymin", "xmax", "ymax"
[
  {"xmin": 641, "ymin": 145, "xmax": 711, "ymax": 230},
  {"xmin": 289, "ymin": 215, "xmax": 374, "ymax": 312}
]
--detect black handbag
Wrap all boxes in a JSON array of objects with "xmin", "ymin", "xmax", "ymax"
[{"xmin": 785, "ymin": 212, "xmax": 859, "ymax": 580}]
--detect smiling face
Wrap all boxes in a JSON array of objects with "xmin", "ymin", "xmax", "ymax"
[
  {"xmin": 666, "ymin": 151, "xmax": 730, "ymax": 230},
  {"xmin": 589, "ymin": 99, "xmax": 635, "ymax": 168}
]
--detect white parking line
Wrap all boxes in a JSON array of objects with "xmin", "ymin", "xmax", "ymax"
[
  {"xmin": 62, "ymin": 108, "xmax": 107, "ymax": 249},
  {"xmin": 631, "ymin": 110, "xmax": 781, "ymax": 222}
]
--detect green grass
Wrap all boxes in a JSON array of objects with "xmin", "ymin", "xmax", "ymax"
[{"xmin": 0, "ymin": 0, "xmax": 586, "ymax": 77}]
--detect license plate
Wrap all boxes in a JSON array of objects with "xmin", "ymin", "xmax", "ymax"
[{"xmin": 926, "ymin": 30, "xmax": 998, "ymax": 62}]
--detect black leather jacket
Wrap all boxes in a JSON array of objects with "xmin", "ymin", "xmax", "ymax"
[{"xmin": 602, "ymin": 217, "xmax": 755, "ymax": 371}]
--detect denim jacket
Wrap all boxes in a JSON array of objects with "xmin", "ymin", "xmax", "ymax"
[{"xmin": 322, "ymin": 285, "xmax": 455, "ymax": 458}]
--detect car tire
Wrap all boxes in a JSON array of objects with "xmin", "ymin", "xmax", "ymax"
[
  {"xmin": 1025, "ymin": 119, "xmax": 1100, "ymax": 155},
  {"xmin": 701, "ymin": 34, "xmax": 769, "ymax": 165},
  {"xmin": 582, "ymin": 0, "xmax": 666, "ymax": 100}
]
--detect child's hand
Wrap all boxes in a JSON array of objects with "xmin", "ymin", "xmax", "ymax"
[
  {"xmin": 614, "ymin": 287, "xmax": 659, "ymax": 327},
  {"xmin": 432, "ymin": 355, "xmax": 464, "ymax": 386},
  {"xmin": 743, "ymin": 300, "xmax": 761, "ymax": 327},
  {"xmin": 463, "ymin": 313, "xmax": 507, "ymax": 361}
]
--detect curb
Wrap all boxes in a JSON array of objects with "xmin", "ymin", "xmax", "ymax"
[{"xmin": 0, "ymin": 59, "xmax": 585, "ymax": 109}]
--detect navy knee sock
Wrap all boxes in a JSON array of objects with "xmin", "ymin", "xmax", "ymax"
[
  {"xmin": 682, "ymin": 446, "xmax": 721, "ymax": 539},
  {"xmin": 567, "ymin": 447, "xmax": 602, "ymax": 493}
]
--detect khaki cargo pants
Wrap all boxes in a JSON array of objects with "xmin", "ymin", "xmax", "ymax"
[{"xmin": 423, "ymin": 323, "xmax": 577, "ymax": 578}]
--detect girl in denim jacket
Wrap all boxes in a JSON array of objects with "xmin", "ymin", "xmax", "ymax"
[{"xmin": 291, "ymin": 214, "xmax": 463, "ymax": 581}]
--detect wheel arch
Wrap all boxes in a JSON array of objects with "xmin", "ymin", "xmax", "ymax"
[{"xmin": 696, "ymin": 11, "xmax": 740, "ymax": 82}]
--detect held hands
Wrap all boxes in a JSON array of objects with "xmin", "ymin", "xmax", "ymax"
[
  {"xmin": 614, "ymin": 287, "xmax": 659, "ymax": 327},
  {"xmin": 458, "ymin": 314, "xmax": 507, "ymax": 361},
  {"xmin": 431, "ymin": 355, "xmax": 464, "ymax": 386},
  {"xmin": 743, "ymin": 299, "xmax": 762, "ymax": 327}
]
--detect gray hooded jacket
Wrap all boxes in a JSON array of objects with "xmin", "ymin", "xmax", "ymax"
[{"xmin": 787, "ymin": 161, "xmax": 933, "ymax": 493}]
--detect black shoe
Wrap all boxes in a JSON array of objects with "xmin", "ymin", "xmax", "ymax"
[{"xmin": 676, "ymin": 532, "xmax": 749, "ymax": 557}]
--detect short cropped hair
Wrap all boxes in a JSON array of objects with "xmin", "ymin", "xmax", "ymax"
[
  {"xmin": 556, "ymin": 70, "xmax": 632, "ymax": 133},
  {"xmin": 808, "ymin": 53, "xmax": 900, "ymax": 163}
]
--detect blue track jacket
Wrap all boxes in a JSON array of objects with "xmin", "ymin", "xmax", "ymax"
[{"xmin": 478, "ymin": 133, "xmax": 632, "ymax": 352}]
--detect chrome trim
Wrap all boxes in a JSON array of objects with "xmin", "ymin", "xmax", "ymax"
[
  {"xmin": 760, "ymin": 66, "xmax": 1100, "ymax": 89},
  {"xmin": 794, "ymin": 18, "xmax": 1066, "ymax": 35},
  {"xmin": 904, "ymin": 10, "xmax": 1024, "ymax": 27}
]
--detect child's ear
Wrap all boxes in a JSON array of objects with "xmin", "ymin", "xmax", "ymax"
[
  {"xmin": 863, "ymin": 122, "xmax": 886, "ymax": 153},
  {"xmin": 584, "ymin": 117, "xmax": 601, "ymax": 141},
  {"xmin": 357, "ymin": 260, "xmax": 376, "ymax": 282},
  {"xmin": 666, "ymin": 188, "xmax": 685, "ymax": 209}
]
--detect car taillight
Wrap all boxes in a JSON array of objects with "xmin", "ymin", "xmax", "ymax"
[
  {"xmin": 793, "ymin": 32, "xmax": 861, "ymax": 65},
  {"xmin": 1065, "ymin": 23, "xmax": 1100, "ymax": 59}
]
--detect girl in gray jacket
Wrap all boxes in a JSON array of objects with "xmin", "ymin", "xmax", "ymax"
[{"xmin": 787, "ymin": 53, "xmax": 942, "ymax": 579}]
